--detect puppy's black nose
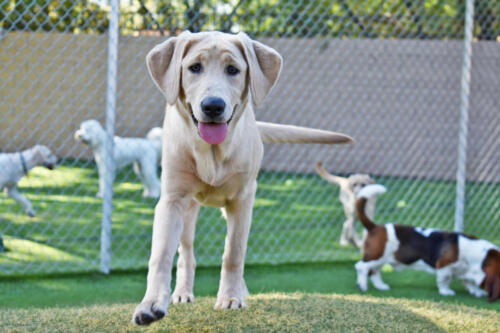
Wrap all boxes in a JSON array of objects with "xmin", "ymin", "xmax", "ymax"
[{"xmin": 201, "ymin": 97, "xmax": 225, "ymax": 118}]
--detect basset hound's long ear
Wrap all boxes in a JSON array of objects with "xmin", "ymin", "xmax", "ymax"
[
  {"xmin": 483, "ymin": 271, "xmax": 500, "ymax": 302},
  {"xmin": 236, "ymin": 32, "xmax": 283, "ymax": 108},
  {"xmin": 146, "ymin": 31, "xmax": 192, "ymax": 105},
  {"xmin": 481, "ymin": 249, "xmax": 500, "ymax": 302}
]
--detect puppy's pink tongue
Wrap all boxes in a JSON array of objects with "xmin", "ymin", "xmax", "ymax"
[{"xmin": 198, "ymin": 122, "xmax": 228, "ymax": 145}]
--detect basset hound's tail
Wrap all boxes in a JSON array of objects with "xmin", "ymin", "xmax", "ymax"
[{"xmin": 356, "ymin": 184, "xmax": 387, "ymax": 231}]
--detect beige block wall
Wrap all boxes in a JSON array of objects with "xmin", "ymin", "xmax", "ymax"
[{"xmin": 1, "ymin": 32, "xmax": 499, "ymax": 181}]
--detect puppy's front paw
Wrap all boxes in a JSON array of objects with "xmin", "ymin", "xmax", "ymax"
[
  {"xmin": 215, "ymin": 276, "xmax": 249, "ymax": 309},
  {"xmin": 27, "ymin": 210, "xmax": 36, "ymax": 218},
  {"xmin": 171, "ymin": 290, "xmax": 195, "ymax": 304},
  {"xmin": 214, "ymin": 296, "xmax": 247, "ymax": 309},
  {"xmin": 132, "ymin": 298, "xmax": 168, "ymax": 326}
]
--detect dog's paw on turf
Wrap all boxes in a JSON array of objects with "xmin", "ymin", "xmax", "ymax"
[
  {"xmin": 214, "ymin": 296, "xmax": 247, "ymax": 310},
  {"xmin": 171, "ymin": 290, "xmax": 195, "ymax": 304},
  {"xmin": 132, "ymin": 300, "xmax": 168, "ymax": 325}
]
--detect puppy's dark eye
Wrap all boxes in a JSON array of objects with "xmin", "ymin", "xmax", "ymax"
[
  {"xmin": 226, "ymin": 65, "xmax": 240, "ymax": 76},
  {"xmin": 189, "ymin": 63, "xmax": 202, "ymax": 73}
]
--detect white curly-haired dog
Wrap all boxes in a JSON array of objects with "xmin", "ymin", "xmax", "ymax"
[
  {"xmin": 74, "ymin": 120, "xmax": 162, "ymax": 198},
  {"xmin": 0, "ymin": 145, "xmax": 58, "ymax": 217}
]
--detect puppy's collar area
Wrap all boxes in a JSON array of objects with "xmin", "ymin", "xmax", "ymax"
[{"xmin": 19, "ymin": 152, "xmax": 28, "ymax": 175}]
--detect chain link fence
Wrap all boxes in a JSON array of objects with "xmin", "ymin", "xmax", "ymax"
[{"xmin": 1, "ymin": 0, "xmax": 499, "ymax": 276}]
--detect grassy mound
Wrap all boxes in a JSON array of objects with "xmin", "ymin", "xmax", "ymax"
[{"xmin": 2, "ymin": 293, "xmax": 499, "ymax": 333}]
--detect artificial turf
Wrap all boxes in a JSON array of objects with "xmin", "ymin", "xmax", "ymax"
[{"xmin": 0, "ymin": 262, "xmax": 499, "ymax": 332}]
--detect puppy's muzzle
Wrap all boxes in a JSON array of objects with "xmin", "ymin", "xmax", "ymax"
[{"xmin": 201, "ymin": 96, "xmax": 226, "ymax": 120}]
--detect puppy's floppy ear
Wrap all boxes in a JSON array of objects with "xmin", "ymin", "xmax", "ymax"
[
  {"xmin": 146, "ymin": 31, "xmax": 192, "ymax": 105},
  {"xmin": 236, "ymin": 32, "xmax": 283, "ymax": 108}
]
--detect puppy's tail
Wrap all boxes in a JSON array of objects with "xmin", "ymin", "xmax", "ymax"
[
  {"xmin": 146, "ymin": 127, "xmax": 163, "ymax": 156},
  {"xmin": 356, "ymin": 184, "xmax": 387, "ymax": 231},
  {"xmin": 315, "ymin": 161, "xmax": 349, "ymax": 187},
  {"xmin": 257, "ymin": 122, "xmax": 353, "ymax": 145}
]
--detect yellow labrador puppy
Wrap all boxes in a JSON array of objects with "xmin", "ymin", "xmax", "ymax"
[{"xmin": 133, "ymin": 31, "xmax": 353, "ymax": 325}]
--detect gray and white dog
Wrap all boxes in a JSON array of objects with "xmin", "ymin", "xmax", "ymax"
[
  {"xmin": 75, "ymin": 119, "xmax": 162, "ymax": 198},
  {"xmin": 0, "ymin": 145, "xmax": 58, "ymax": 217}
]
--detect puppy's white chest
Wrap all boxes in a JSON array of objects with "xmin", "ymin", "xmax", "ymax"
[
  {"xmin": 192, "ymin": 148, "xmax": 231, "ymax": 187},
  {"xmin": 196, "ymin": 164, "xmax": 229, "ymax": 187}
]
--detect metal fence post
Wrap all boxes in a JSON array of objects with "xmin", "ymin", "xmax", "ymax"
[
  {"xmin": 455, "ymin": 0, "xmax": 474, "ymax": 233},
  {"xmin": 101, "ymin": 0, "xmax": 120, "ymax": 274}
]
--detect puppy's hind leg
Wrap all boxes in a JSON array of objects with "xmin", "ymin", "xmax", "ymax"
[
  {"xmin": 171, "ymin": 199, "xmax": 200, "ymax": 304},
  {"xmin": 6, "ymin": 186, "xmax": 35, "ymax": 217}
]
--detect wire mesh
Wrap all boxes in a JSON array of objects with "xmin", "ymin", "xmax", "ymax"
[{"xmin": 1, "ymin": 0, "xmax": 499, "ymax": 276}]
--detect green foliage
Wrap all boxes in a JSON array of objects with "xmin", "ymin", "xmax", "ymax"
[
  {"xmin": 2, "ymin": 0, "xmax": 498, "ymax": 39},
  {"xmin": 1, "ymin": 0, "xmax": 109, "ymax": 33},
  {"xmin": 124, "ymin": 0, "xmax": 498, "ymax": 40}
]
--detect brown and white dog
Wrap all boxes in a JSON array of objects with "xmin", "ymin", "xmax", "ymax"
[
  {"xmin": 355, "ymin": 184, "xmax": 500, "ymax": 302},
  {"xmin": 315, "ymin": 161, "xmax": 376, "ymax": 248}
]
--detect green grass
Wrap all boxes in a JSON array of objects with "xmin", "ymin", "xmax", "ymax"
[
  {"xmin": 1, "ymin": 160, "xmax": 499, "ymax": 276},
  {"xmin": 0, "ymin": 263, "xmax": 499, "ymax": 332}
]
